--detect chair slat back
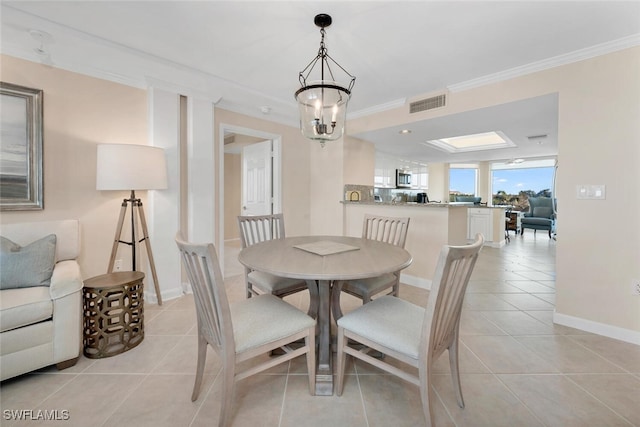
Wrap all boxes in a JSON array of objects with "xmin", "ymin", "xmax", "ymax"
[
  {"xmin": 175, "ymin": 234, "xmax": 234, "ymax": 354},
  {"xmin": 237, "ymin": 214, "xmax": 286, "ymax": 248},
  {"xmin": 362, "ymin": 214, "xmax": 410, "ymax": 248},
  {"xmin": 422, "ymin": 234, "xmax": 484, "ymax": 358}
]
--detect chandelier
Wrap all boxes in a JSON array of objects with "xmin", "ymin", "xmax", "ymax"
[{"xmin": 295, "ymin": 14, "xmax": 356, "ymax": 143}]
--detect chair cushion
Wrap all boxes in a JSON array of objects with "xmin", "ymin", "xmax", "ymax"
[
  {"xmin": 342, "ymin": 273, "xmax": 397, "ymax": 297},
  {"xmin": 337, "ymin": 296, "xmax": 423, "ymax": 359},
  {"xmin": 521, "ymin": 217, "xmax": 553, "ymax": 227},
  {"xmin": 0, "ymin": 235, "xmax": 57, "ymax": 289},
  {"xmin": 0, "ymin": 286, "xmax": 53, "ymax": 332},
  {"xmin": 230, "ymin": 294, "xmax": 315, "ymax": 354},
  {"xmin": 248, "ymin": 270, "xmax": 305, "ymax": 293},
  {"xmin": 532, "ymin": 206, "xmax": 553, "ymax": 218}
]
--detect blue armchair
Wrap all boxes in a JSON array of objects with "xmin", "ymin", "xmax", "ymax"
[
  {"xmin": 454, "ymin": 196, "xmax": 483, "ymax": 205},
  {"xmin": 521, "ymin": 197, "xmax": 555, "ymax": 237}
]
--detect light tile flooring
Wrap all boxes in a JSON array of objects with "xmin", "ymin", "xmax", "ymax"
[{"xmin": 2, "ymin": 234, "xmax": 640, "ymax": 426}]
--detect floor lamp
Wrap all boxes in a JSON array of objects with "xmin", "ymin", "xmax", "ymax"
[{"xmin": 96, "ymin": 144, "xmax": 168, "ymax": 305}]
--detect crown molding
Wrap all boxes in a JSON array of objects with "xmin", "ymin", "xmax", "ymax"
[
  {"xmin": 447, "ymin": 34, "xmax": 640, "ymax": 93},
  {"xmin": 348, "ymin": 98, "xmax": 407, "ymax": 119},
  {"xmin": 215, "ymin": 99, "xmax": 299, "ymax": 130}
]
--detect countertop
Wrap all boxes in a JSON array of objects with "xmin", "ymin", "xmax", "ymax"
[{"xmin": 341, "ymin": 201, "xmax": 506, "ymax": 209}]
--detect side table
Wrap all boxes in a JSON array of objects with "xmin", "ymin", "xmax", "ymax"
[
  {"xmin": 506, "ymin": 210, "xmax": 523, "ymax": 235},
  {"xmin": 83, "ymin": 271, "xmax": 145, "ymax": 358}
]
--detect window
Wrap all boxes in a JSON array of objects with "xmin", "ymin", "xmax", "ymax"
[
  {"xmin": 491, "ymin": 159, "xmax": 556, "ymax": 209},
  {"xmin": 449, "ymin": 165, "xmax": 477, "ymax": 201}
]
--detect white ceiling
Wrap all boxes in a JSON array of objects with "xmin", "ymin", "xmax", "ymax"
[{"xmin": 2, "ymin": 1, "xmax": 639, "ymax": 164}]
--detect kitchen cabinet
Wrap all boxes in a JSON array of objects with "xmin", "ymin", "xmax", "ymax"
[
  {"xmin": 374, "ymin": 154, "xmax": 428, "ymax": 189},
  {"xmin": 467, "ymin": 208, "xmax": 492, "ymax": 240}
]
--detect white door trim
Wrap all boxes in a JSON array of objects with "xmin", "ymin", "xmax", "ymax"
[{"xmin": 218, "ymin": 123, "xmax": 282, "ymax": 275}]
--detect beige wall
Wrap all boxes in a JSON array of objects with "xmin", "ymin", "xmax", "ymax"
[
  {"xmin": 350, "ymin": 47, "xmax": 640, "ymax": 338},
  {"xmin": 3, "ymin": 46, "xmax": 638, "ymax": 339},
  {"xmin": 0, "ymin": 55, "xmax": 148, "ymax": 280},
  {"xmin": 214, "ymin": 108, "xmax": 312, "ymax": 238},
  {"xmin": 223, "ymin": 153, "xmax": 241, "ymax": 240},
  {"xmin": 309, "ymin": 138, "xmax": 344, "ymax": 235},
  {"xmin": 343, "ymin": 136, "xmax": 375, "ymax": 186}
]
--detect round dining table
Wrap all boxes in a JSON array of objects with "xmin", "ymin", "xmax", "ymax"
[{"xmin": 238, "ymin": 235, "xmax": 412, "ymax": 395}]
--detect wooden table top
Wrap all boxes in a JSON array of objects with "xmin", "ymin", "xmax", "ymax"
[
  {"xmin": 238, "ymin": 235, "xmax": 412, "ymax": 281},
  {"xmin": 83, "ymin": 271, "xmax": 145, "ymax": 289}
]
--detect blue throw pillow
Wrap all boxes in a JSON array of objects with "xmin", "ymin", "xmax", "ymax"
[{"xmin": 0, "ymin": 234, "xmax": 57, "ymax": 289}]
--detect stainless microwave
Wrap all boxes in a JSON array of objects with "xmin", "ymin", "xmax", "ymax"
[{"xmin": 396, "ymin": 169, "xmax": 412, "ymax": 188}]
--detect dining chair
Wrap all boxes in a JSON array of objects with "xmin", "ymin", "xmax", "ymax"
[
  {"xmin": 335, "ymin": 234, "xmax": 484, "ymax": 427},
  {"xmin": 237, "ymin": 214, "xmax": 317, "ymax": 316},
  {"xmin": 331, "ymin": 214, "xmax": 410, "ymax": 320},
  {"xmin": 175, "ymin": 234, "xmax": 316, "ymax": 427}
]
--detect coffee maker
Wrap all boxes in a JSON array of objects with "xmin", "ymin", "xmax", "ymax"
[{"xmin": 416, "ymin": 192, "xmax": 428, "ymax": 203}]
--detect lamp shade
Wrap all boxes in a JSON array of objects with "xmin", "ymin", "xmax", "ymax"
[{"xmin": 96, "ymin": 144, "xmax": 168, "ymax": 190}]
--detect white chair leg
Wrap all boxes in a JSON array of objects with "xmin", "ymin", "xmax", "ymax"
[
  {"xmin": 306, "ymin": 326, "xmax": 316, "ymax": 395},
  {"xmin": 191, "ymin": 334, "xmax": 208, "ymax": 401},
  {"xmin": 419, "ymin": 364, "xmax": 435, "ymax": 427},
  {"xmin": 449, "ymin": 339, "xmax": 465, "ymax": 408},
  {"xmin": 219, "ymin": 360, "xmax": 236, "ymax": 427},
  {"xmin": 336, "ymin": 327, "xmax": 347, "ymax": 396}
]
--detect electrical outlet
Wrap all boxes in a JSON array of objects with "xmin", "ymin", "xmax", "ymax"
[
  {"xmin": 114, "ymin": 259, "xmax": 123, "ymax": 271},
  {"xmin": 632, "ymin": 280, "xmax": 640, "ymax": 296}
]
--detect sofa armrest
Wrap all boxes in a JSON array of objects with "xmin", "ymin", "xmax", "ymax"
[{"xmin": 49, "ymin": 260, "xmax": 83, "ymax": 300}]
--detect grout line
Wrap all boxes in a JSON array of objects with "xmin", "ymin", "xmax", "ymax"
[
  {"xmin": 98, "ymin": 371, "xmax": 152, "ymax": 427},
  {"xmin": 353, "ymin": 360, "xmax": 371, "ymax": 427},
  {"xmin": 562, "ymin": 374, "xmax": 637, "ymax": 426},
  {"xmin": 277, "ymin": 361, "xmax": 290, "ymax": 427},
  {"xmin": 189, "ymin": 366, "xmax": 222, "ymax": 427}
]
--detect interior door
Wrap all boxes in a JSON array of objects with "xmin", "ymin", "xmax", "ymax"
[{"xmin": 241, "ymin": 139, "xmax": 272, "ymax": 216}]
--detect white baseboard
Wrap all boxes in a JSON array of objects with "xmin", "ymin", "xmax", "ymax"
[
  {"xmin": 400, "ymin": 274, "xmax": 432, "ymax": 290},
  {"xmin": 145, "ymin": 285, "xmax": 187, "ymax": 305},
  {"xmin": 553, "ymin": 311, "xmax": 640, "ymax": 345},
  {"xmin": 402, "ymin": 277, "xmax": 640, "ymax": 345}
]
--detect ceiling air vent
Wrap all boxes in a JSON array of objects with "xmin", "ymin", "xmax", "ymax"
[{"xmin": 410, "ymin": 94, "xmax": 446, "ymax": 113}]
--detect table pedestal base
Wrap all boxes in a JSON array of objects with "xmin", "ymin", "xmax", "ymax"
[{"xmin": 309, "ymin": 279, "xmax": 334, "ymax": 396}]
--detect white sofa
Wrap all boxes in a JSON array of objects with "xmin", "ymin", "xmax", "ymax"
[{"xmin": 0, "ymin": 220, "xmax": 83, "ymax": 381}]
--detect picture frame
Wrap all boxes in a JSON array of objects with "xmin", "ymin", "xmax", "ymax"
[{"xmin": 0, "ymin": 82, "xmax": 44, "ymax": 210}]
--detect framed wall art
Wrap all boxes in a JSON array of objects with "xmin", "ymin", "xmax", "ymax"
[{"xmin": 0, "ymin": 82, "xmax": 44, "ymax": 210}]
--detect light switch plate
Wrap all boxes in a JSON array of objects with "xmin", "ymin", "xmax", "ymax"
[
  {"xmin": 576, "ymin": 184, "xmax": 606, "ymax": 199},
  {"xmin": 591, "ymin": 184, "xmax": 606, "ymax": 199},
  {"xmin": 576, "ymin": 185, "xmax": 589, "ymax": 199}
]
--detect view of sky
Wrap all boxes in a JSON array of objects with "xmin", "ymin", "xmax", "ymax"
[{"xmin": 450, "ymin": 167, "xmax": 555, "ymax": 195}]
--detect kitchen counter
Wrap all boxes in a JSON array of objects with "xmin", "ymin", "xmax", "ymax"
[
  {"xmin": 341, "ymin": 200, "xmax": 505, "ymax": 209},
  {"xmin": 343, "ymin": 202, "xmax": 506, "ymax": 289}
]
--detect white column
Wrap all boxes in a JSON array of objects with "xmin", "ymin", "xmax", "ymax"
[
  {"xmin": 148, "ymin": 87, "xmax": 182, "ymax": 302},
  {"xmin": 147, "ymin": 87, "xmax": 218, "ymax": 301},
  {"xmin": 187, "ymin": 96, "xmax": 216, "ymax": 244}
]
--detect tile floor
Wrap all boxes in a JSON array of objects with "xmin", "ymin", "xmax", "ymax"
[{"xmin": 2, "ymin": 233, "xmax": 639, "ymax": 426}]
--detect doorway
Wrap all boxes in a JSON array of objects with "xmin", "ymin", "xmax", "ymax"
[{"xmin": 219, "ymin": 124, "xmax": 283, "ymax": 277}]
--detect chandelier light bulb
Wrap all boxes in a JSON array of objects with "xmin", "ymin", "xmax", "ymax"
[{"xmin": 295, "ymin": 14, "xmax": 355, "ymax": 143}]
